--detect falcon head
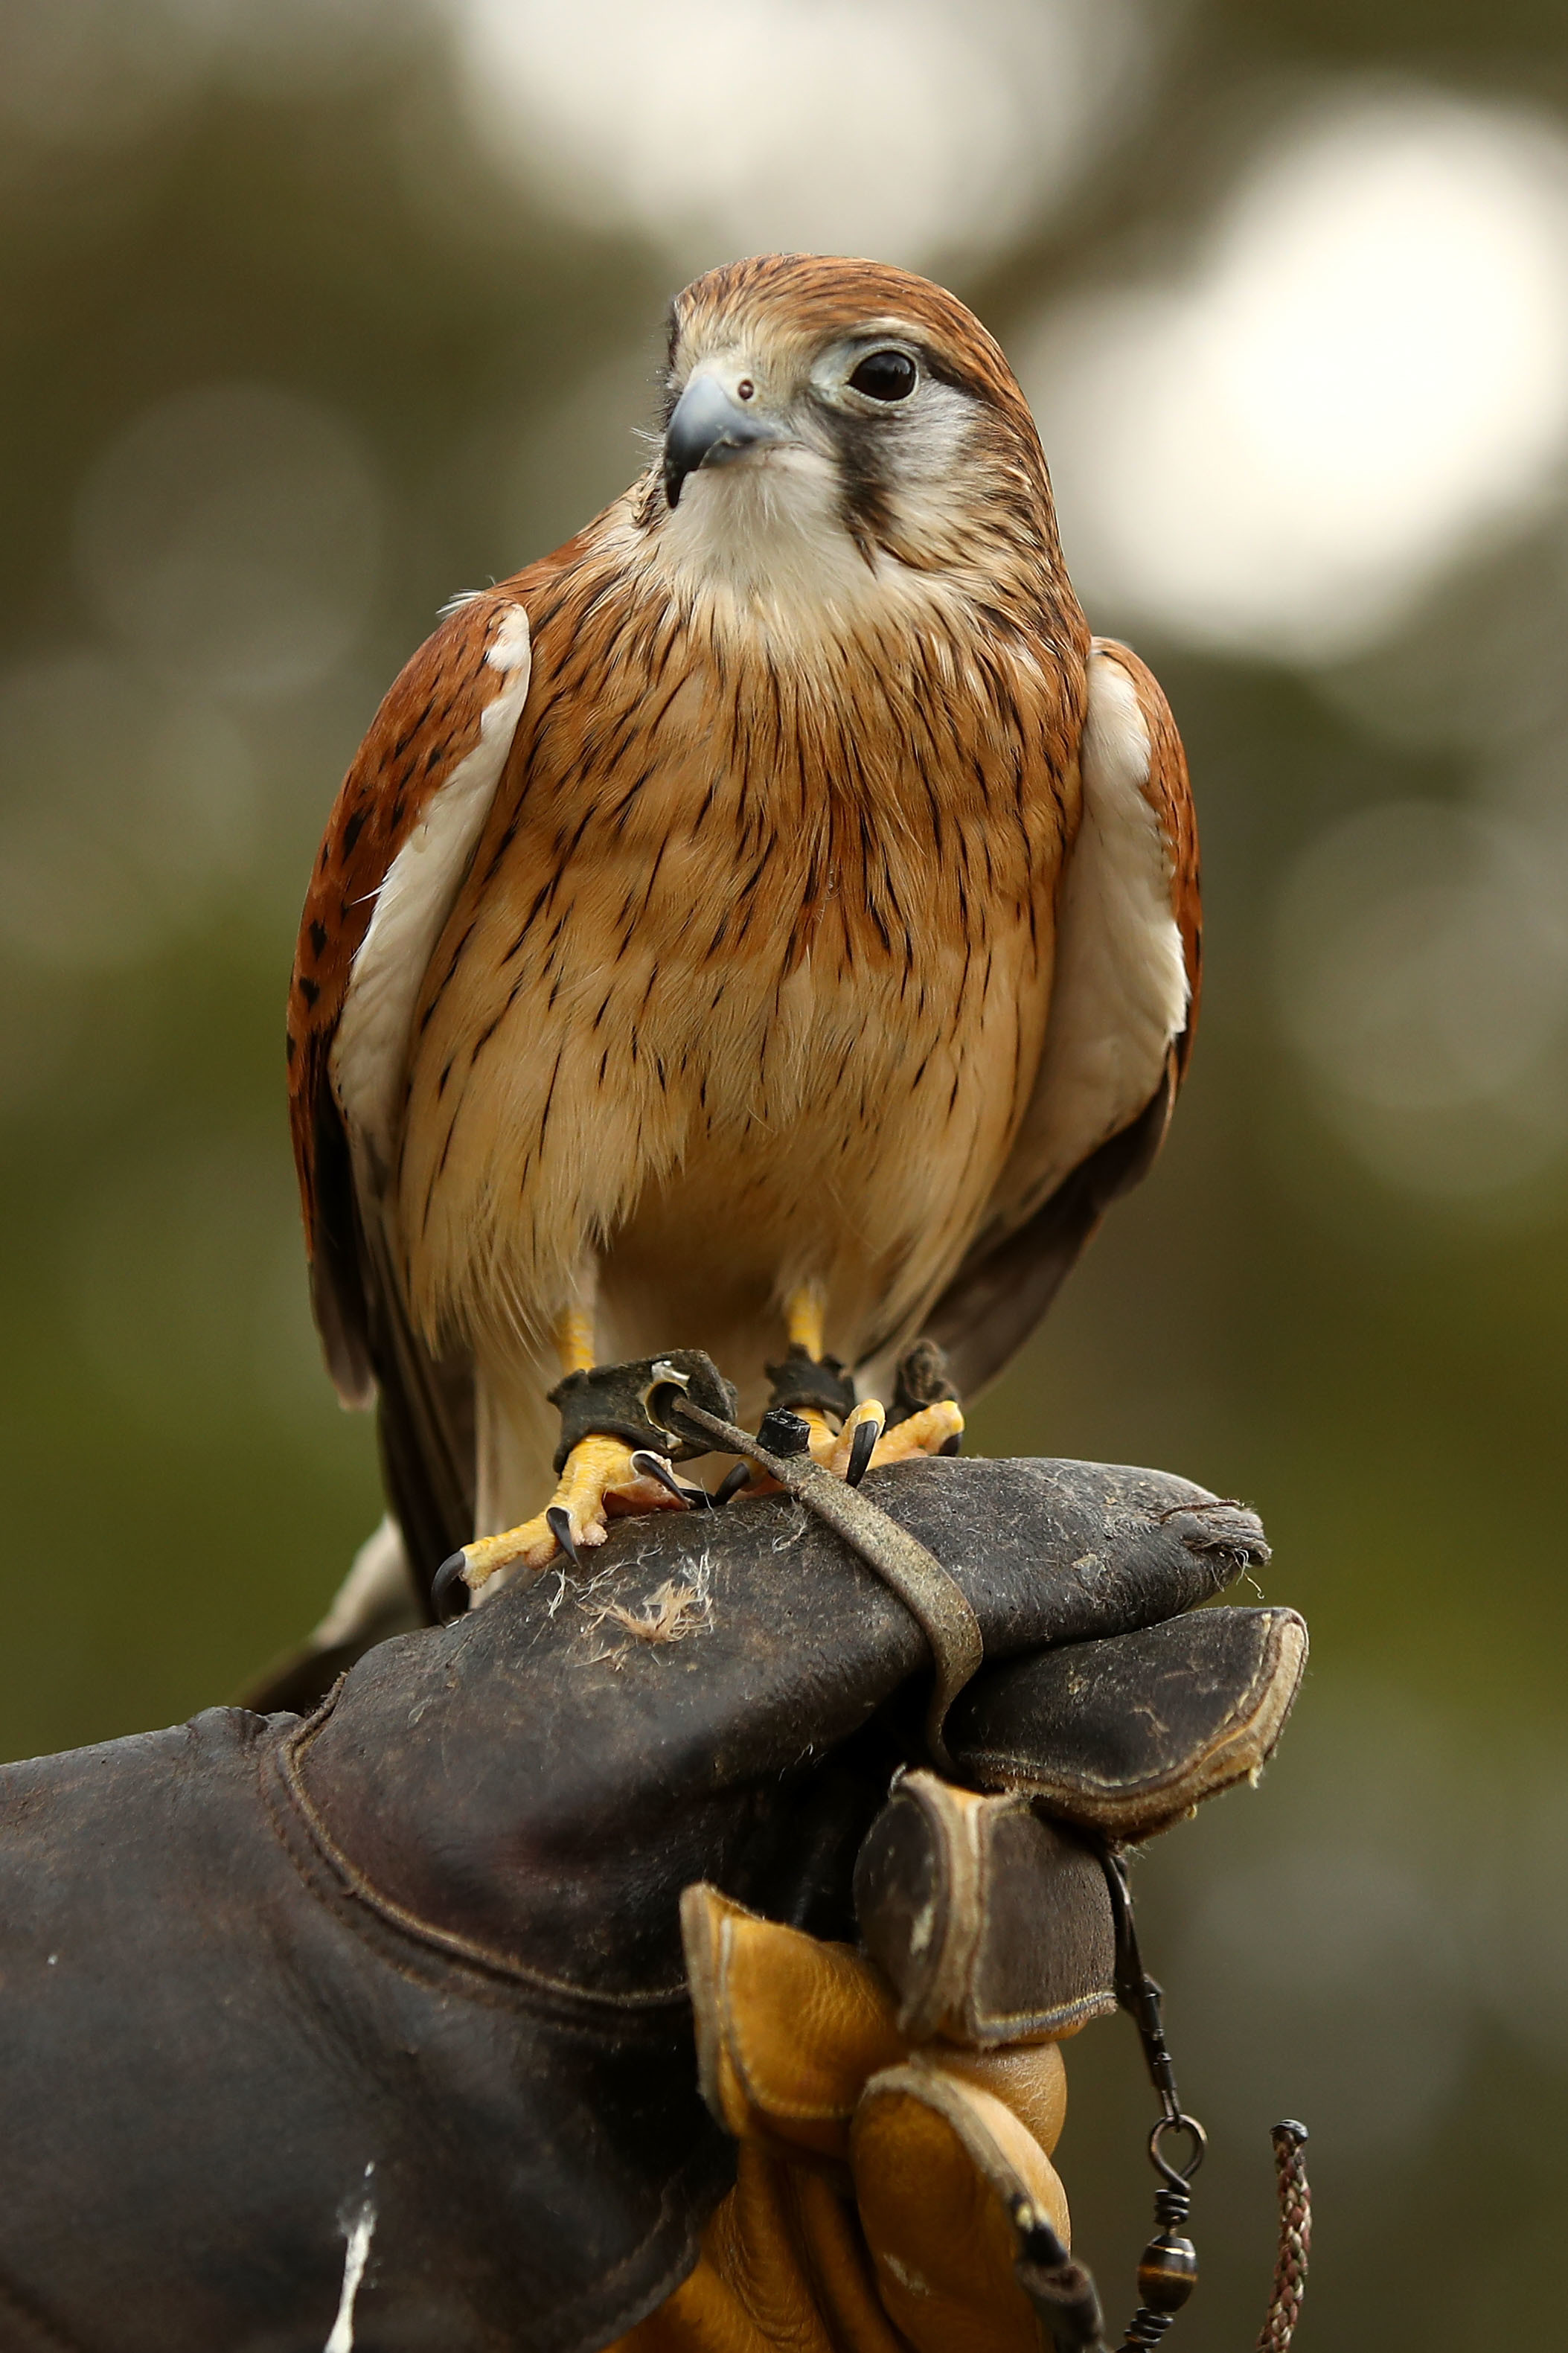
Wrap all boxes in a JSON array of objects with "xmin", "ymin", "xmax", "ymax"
[{"xmin": 644, "ymin": 254, "xmax": 1066, "ymax": 611}]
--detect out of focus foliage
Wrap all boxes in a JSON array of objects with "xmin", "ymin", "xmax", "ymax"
[{"xmin": 1, "ymin": 1, "xmax": 1565, "ymax": 2342}]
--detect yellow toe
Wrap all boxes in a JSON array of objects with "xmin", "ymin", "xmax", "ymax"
[
  {"xmin": 828, "ymin": 1398, "xmax": 886, "ymax": 1477},
  {"xmin": 463, "ymin": 1433, "xmax": 646, "ymax": 1595},
  {"xmin": 865, "ymin": 1398, "xmax": 964, "ymax": 1467}
]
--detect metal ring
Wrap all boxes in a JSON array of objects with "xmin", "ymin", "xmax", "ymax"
[
  {"xmin": 1150, "ymin": 2111, "xmax": 1208, "ymax": 2186},
  {"xmin": 642, "ymin": 1360, "xmax": 692, "ymax": 1443}
]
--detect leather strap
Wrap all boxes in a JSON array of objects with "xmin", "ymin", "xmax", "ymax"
[
  {"xmin": 762, "ymin": 1343, "xmax": 858, "ymax": 1424},
  {"xmin": 667, "ymin": 1395, "xmax": 984, "ymax": 1772},
  {"xmin": 549, "ymin": 1350, "xmax": 739, "ymax": 1472}
]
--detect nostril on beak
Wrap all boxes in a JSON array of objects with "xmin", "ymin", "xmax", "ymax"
[{"xmin": 662, "ymin": 374, "xmax": 786, "ymax": 508}]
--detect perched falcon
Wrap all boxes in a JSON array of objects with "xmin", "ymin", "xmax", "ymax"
[{"xmin": 287, "ymin": 254, "xmax": 1200, "ymax": 1616}]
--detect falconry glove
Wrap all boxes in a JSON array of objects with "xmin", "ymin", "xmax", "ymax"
[
  {"xmin": 612, "ymin": 1615, "xmax": 1307, "ymax": 2353},
  {"xmin": 0, "ymin": 1458, "xmax": 1296, "ymax": 2353}
]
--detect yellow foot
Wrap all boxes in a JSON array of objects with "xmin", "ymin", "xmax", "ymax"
[
  {"xmin": 857, "ymin": 1398, "xmax": 964, "ymax": 1470},
  {"xmin": 448, "ymin": 1434, "xmax": 686, "ymax": 1608}
]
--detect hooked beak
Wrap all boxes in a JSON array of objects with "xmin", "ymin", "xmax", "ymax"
[{"xmin": 662, "ymin": 374, "xmax": 790, "ymax": 509}]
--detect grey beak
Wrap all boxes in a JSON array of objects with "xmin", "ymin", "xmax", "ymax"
[{"xmin": 662, "ymin": 375, "xmax": 788, "ymax": 508}]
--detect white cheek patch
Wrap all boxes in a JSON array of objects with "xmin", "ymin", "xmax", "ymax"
[
  {"xmin": 332, "ymin": 604, "xmax": 531, "ymax": 1176},
  {"xmin": 887, "ymin": 378, "xmax": 979, "ymax": 478},
  {"xmin": 876, "ymin": 380, "xmax": 985, "ymax": 548}
]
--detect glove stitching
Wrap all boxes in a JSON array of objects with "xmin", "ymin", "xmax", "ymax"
[
  {"xmin": 263, "ymin": 1725, "xmax": 691, "ymax": 2014},
  {"xmin": 938, "ymin": 1985, "xmax": 1119, "ymax": 2043},
  {"xmin": 720, "ymin": 1936, "xmax": 895, "ymax": 2125}
]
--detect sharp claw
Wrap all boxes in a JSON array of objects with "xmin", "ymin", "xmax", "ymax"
[
  {"xmin": 711, "ymin": 1463, "xmax": 752, "ymax": 1506},
  {"xmin": 545, "ymin": 1505, "xmax": 582, "ymax": 1567},
  {"xmin": 630, "ymin": 1450, "xmax": 708, "ymax": 1509},
  {"xmin": 845, "ymin": 1417, "xmax": 878, "ymax": 1488},
  {"xmin": 432, "ymin": 1551, "xmax": 471, "ymax": 1622}
]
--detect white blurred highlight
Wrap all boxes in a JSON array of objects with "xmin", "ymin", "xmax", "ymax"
[
  {"xmin": 447, "ymin": 0, "xmax": 1150, "ymax": 271},
  {"xmin": 1024, "ymin": 92, "xmax": 1568, "ymax": 661}
]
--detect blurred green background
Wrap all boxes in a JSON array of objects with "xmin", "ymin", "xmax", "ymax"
[{"xmin": 2, "ymin": 0, "xmax": 1566, "ymax": 2342}]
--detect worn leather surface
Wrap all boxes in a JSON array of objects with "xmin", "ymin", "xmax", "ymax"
[
  {"xmin": 0, "ymin": 1706, "xmax": 729, "ymax": 2353},
  {"xmin": 950, "ymin": 1604, "xmax": 1308, "ymax": 1839},
  {"xmin": 0, "ymin": 1458, "xmax": 1270, "ymax": 2352},
  {"xmin": 292, "ymin": 1459, "xmax": 1264, "ymax": 1995},
  {"xmin": 854, "ymin": 1778, "xmax": 1116, "ymax": 2046},
  {"xmin": 619, "ymin": 1889, "xmax": 1067, "ymax": 2353}
]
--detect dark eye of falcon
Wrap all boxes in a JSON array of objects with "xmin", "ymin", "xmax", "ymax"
[{"xmin": 848, "ymin": 349, "xmax": 918, "ymax": 403}]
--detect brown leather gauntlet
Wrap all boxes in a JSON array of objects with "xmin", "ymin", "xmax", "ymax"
[{"xmin": 0, "ymin": 1458, "xmax": 1287, "ymax": 2352}]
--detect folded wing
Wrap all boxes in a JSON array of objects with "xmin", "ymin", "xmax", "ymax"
[
  {"xmin": 924, "ymin": 639, "xmax": 1200, "ymax": 1398},
  {"xmin": 287, "ymin": 590, "xmax": 534, "ymax": 1573}
]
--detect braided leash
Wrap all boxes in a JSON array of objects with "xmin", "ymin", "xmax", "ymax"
[
  {"xmin": 1255, "ymin": 2122, "xmax": 1311, "ymax": 2353},
  {"xmin": 1019, "ymin": 2112, "xmax": 1312, "ymax": 2353},
  {"xmin": 1019, "ymin": 1849, "xmax": 1311, "ymax": 2353}
]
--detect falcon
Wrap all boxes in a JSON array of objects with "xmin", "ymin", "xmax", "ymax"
[{"xmin": 287, "ymin": 254, "xmax": 1200, "ymax": 1619}]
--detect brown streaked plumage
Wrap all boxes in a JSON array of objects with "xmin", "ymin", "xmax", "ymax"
[{"xmin": 288, "ymin": 254, "xmax": 1200, "ymax": 1607}]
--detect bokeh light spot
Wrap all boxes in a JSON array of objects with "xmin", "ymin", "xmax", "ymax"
[
  {"xmin": 1023, "ymin": 91, "xmax": 1568, "ymax": 661},
  {"xmin": 447, "ymin": 0, "xmax": 1151, "ymax": 272}
]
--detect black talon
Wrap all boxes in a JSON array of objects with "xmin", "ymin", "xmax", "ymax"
[
  {"xmin": 630, "ymin": 1450, "xmax": 708, "ymax": 1509},
  {"xmin": 432, "ymin": 1551, "xmax": 470, "ymax": 1622},
  {"xmin": 844, "ymin": 1418, "xmax": 879, "ymax": 1488},
  {"xmin": 711, "ymin": 1464, "xmax": 752, "ymax": 1506},
  {"xmin": 545, "ymin": 1505, "xmax": 581, "ymax": 1567}
]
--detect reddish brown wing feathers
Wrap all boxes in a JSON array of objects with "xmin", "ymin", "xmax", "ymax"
[{"xmin": 287, "ymin": 582, "xmax": 540, "ymax": 1403}]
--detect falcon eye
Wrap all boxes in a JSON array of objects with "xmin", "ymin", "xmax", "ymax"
[{"xmin": 848, "ymin": 348, "xmax": 918, "ymax": 403}]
